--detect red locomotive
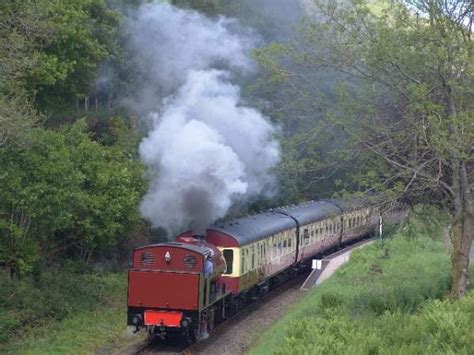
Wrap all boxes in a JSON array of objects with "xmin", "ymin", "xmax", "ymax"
[{"xmin": 127, "ymin": 198, "xmax": 379, "ymax": 342}]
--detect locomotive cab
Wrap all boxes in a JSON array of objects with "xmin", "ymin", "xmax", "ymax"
[{"xmin": 127, "ymin": 240, "xmax": 226, "ymax": 341}]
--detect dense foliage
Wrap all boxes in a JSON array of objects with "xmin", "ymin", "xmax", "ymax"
[
  {"xmin": 0, "ymin": 0, "xmax": 146, "ymax": 347},
  {"xmin": 0, "ymin": 120, "xmax": 144, "ymax": 275},
  {"xmin": 276, "ymin": 294, "xmax": 474, "ymax": 354},
  {"xmin": 0, "ymin": 0, "xmax": 146, "ymax": 277}
]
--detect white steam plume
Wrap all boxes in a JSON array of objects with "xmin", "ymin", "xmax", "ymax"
[{"xmin": 129, "ymin": 3, "xmax": 280, "ymax": 233}]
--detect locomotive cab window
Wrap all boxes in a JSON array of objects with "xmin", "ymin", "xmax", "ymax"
[{"xmin": 223, "ymin": 249, "xmax": 233, "ymax": 274}]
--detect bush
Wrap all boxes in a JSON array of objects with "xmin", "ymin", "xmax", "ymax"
[
  {"xmin": 0, "ymin": 121, "xmax": 145, "ymax": 276},
  {"xmin": 274, "ymin": 294, "xmax": 474, "ymax": 354}
]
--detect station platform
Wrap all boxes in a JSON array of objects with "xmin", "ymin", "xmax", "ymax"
[{"xmin": 301, "ymin": 238, "xmax": 375, "ymax": 290}]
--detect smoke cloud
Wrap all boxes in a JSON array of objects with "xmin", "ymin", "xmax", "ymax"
[{"xmin": 128, "ymin": 3, "xmax": 280, "ymax": 234}]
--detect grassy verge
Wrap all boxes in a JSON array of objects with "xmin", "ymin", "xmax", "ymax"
[
  {"xmin": 251, "ymin": 211, "xmax": 474, "ymax": 354},
  {"xmin": 3, "ymin": 307, "xmax": 126, "ymax": 354},
  {"xmin": 0, "ymin": 270, "xmax": 129, "ymax": 354}
]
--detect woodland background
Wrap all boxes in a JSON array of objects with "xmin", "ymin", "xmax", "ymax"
[{"xmin": 0, "ymin": 0, "xmax": 472, "ymax": 347}]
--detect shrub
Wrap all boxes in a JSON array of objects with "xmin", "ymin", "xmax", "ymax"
[{"xmin": 274, "ymin": 294, "xmax": 474, "ymax": 355}]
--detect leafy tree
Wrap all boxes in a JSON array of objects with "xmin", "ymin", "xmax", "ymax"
[
  {"xmin": 0, "ymin": 121, "xmax": 144, "ymax": 275},
  {"xmin": 23, "ymin": 0, "xmax": 120, "ymax": 113},
  {"xmin": 0, "ymin": 1, "xmax": 49, "ymax": 145},
  {"xmin": 262, "ymin": 0, "xmax": 472, "ymax": 297}
]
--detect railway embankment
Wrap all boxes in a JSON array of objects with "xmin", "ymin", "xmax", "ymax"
[{"xmin": 251, "ymin": 210, "xmax": 474, "ymax": 354}]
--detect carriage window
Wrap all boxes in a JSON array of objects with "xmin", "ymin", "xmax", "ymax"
[
  {"xmin": 288, "ymin": 236, "xmax": 292, "ymax": 248},
  {"xmin": 349, "ymin": 218, "xmax": 352, "ymax": 228},
  {"xmin": 304, "ymin": 228, "xmax": 309, "ymax": 238},
  {"xmin": 251, "ymin": 247, "xmax": 255, "ymax": 269},
  {"xmin": 223, "ymin": 249, "xmax": 233, "ymax": 274},
  {"xmin": 241, "ymin": 249, "xmax": 246, "ymax": 273}
]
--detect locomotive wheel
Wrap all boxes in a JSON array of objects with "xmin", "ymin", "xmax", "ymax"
[
  {"xmin": 147, "ymin": 326, "xmax": 156, "ymax": 342},
  {"xmin": 184, "ymin": 326, "xmax": 196, "ymax": 345}
]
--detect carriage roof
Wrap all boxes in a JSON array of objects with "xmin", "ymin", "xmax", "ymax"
[{"xmin": 208, "ymin": 200, "xmax": 351, "ymax": 247}]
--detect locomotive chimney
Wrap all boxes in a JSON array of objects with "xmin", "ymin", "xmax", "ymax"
[{"xmin": 193, "ymin": 234, "xmax": 205, "ymax": 242}]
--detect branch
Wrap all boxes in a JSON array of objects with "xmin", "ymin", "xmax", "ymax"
[{"xmin": 362, "ymin": 140, "xmax": 455, "ymax": 196}]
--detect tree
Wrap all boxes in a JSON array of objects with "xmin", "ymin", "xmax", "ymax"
[
  {"xmin": 0, "ymin": 0, "xmax": 122, "ymax": 139},
  {"xmin": 0, "ymin": 1, "xmax": 49, "ymax": 145},
  {"xmin": 260, "ymin": 0, "xmax": 473, "ymax": 297},
  {"xmin": 0, "ymin": 121, "xmax": 145, "ymax": 275},
  {"xmin": 23, "ymin": 0, "xmax": 120, "ymax": 113}
]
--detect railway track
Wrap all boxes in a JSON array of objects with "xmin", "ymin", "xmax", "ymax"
[{"xmin": 127, "ymin": 237, "xmax": 375, "ymax": 355}]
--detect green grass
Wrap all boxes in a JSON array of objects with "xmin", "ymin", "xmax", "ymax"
[
  {"xmin": 251, "ymin": 211, "xmax": 474, "ymax": 354},
  {"xmin": 3, "ymin": 307, "xmax": 126, "ymax": 355},
  {"xmin": 0, "ymin": 271, "xmax": 129, "ymax": 354}
]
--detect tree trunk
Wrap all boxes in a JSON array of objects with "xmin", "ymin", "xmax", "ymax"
[
  {"xmin": 450, "ymin": 215, "xmax": 472, "ymax": 298},
  {"xmin": 450, "ymin": 162, "xmax": 473, "ymax": 299}
]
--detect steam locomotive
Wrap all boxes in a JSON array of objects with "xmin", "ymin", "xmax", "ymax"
[{"xmin": 127, "ymin": 198, "xmax": 379, "ymax": 342}]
